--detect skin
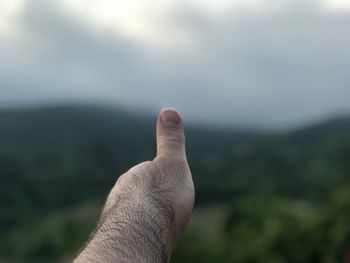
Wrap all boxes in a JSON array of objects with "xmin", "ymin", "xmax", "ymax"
[{"xmin": 74, "ymin": 108, "xmax": 195, "ymax": 263}]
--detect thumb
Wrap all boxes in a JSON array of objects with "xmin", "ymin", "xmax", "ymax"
[{"xmin": 156, "ymin": 108, "xmax": 186, "ymax": 159}]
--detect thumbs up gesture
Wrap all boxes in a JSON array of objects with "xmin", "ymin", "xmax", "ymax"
[{"xmin": 75, "ymin": 108, "xmax": 195, "ymax": 263}]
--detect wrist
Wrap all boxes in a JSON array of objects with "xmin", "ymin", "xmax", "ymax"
[{"xmin": 75, "ymin": 197, "xmax": 175, "ymax": 263}]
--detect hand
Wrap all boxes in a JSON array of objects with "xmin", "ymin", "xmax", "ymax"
[{"xmin": 74, "ymin": 108, "xmax": 195, "ymax": 263}]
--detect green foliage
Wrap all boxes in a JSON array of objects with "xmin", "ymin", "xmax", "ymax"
[
  {"xmin": 224, "ymin": 196, "xmax": 350, "ymax": 263},
  {"xmin": 172, "ymin": 229, "xmax": 227, "ymax": 263},
  {"xmin": 1, "ymin": 105, "xmax": 350, "ymax": 262}
]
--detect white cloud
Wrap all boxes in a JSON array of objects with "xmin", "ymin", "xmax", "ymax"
[
  {"xmin": 0, "ymin": 0, "xmax": 23, "ymax": 36},
  {"xmin": 59, "ymin": 0, "xmax": 194, "ymax": 48},
  {"xmin": 1, "ymin": 0, "xmax": 350, "ymax": 129},
  {"xmin": 323, "ymin": 0, "xmax": 350, "ymax": 12},
  {"xmin": 57, "ymin": 0, "xmax": 322, "ymax": 48}
]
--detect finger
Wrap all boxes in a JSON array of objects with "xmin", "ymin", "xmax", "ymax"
[{"xmin": 156, "ymin": 108, "xmax": 186, "ymax": 159}]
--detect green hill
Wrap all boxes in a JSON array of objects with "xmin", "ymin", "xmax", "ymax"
[{"xmin": 1, "ymin": 105, "xmax": 350, "ymax": 262}]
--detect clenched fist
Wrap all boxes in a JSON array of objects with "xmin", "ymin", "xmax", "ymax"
[{"xmin": 74, "ymin": 108, "xmax": 195, "ymax": 263}]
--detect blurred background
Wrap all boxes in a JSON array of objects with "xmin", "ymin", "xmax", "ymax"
[{"xmin": 1, "ymin": 0, "xmax": 350, "ymax": 262}]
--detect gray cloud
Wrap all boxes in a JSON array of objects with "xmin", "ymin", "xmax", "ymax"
[{"xmin": 1, "ymin": 0, "xmax": 350, "ymax": 129}]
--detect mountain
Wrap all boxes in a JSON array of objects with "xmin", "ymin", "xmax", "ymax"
[
  {"xmin": 1, "ymin": 104, "xmax": 350, "ymax": 262},
  {"xmin": 1, "ymin": 105, "xmax": 350, "ymax": 209}
]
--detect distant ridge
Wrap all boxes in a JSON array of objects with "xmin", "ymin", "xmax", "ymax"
[{"xmin": 1, "ymin": 104, "xmax": 350, "ymax": 208}]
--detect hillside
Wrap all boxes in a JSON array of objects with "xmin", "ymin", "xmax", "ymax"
[
  {"xmin": 1, "ymin": 105, "xmax": 350, "ymax": 262},
  {"xmin": 1, "ymin": 104, "xmax": 350, "ymax": 206}
]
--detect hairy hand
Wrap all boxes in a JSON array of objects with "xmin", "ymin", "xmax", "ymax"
[{"xmin": 74, "ymin": 109, "xmax": 195, "ymax": 263}]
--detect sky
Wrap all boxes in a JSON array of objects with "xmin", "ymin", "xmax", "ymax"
[{"xmin": 0, "ymin": 0, "xmax": 350, "ymax": 129}]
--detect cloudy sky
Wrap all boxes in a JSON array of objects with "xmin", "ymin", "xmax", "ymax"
[{"xmin": 1, "ymin": 0, "xmax": 350, "ymax": 129}]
